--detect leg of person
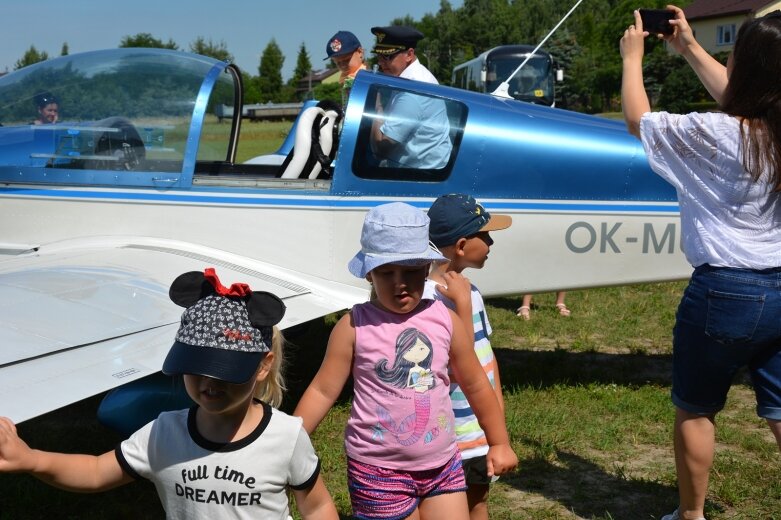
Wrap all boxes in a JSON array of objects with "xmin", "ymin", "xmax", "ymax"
[
  {"xmin": 751, "ymin": 344, "xmax": 781, "ymax": 451},
  {"xmin": 665, "ymin": 266, "xmax": 757, "ymax": 520},
  {"xmin": 417, "ymin": 491, "xmax": 469, "ymax": 520},
  {"xmin": 460, "ymin": 455, "xmax": 491, "ymax": 520},
  {"xmin": 555, "ymin": 291, "xmax": 570, "ymax": 317},
  {"xmin": 465, "ymin": 484, "xmax": 489, "ymax": 520},
  {"xmin": 415, "ymin": 452, "xmax": 468, "ymax": 520},
  {"xmin": 673, "ymin": 408, "xmax": 714, "ymax": 520},
  {"xmin": 768, "ymin": 419, "xmax": 781, "ymax": 450},
  {"xmin": 517, "ymin": 294, "xmax": 532, "ymax": 320}
]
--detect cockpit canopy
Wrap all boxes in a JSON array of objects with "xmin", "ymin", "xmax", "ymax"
[{"xmin": 0, "ymin": 48, "xmax": 237, "ymax": 185}]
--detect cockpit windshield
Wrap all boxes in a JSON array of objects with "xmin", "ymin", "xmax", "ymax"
[{"xmin": 0, "ymin": 48, "xmax": 234, "ymax": 184}]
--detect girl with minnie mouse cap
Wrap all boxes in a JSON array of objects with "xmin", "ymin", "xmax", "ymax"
[{"xmin": 0, "ymin": 268, "xmax": 337, "ymax": 520}]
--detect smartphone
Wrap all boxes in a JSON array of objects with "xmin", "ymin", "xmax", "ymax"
[{"xmin": 639, "ymin": 9, "xmax": 675, "ymax": 35}]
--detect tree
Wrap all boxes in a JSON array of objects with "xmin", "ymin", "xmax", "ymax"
[
  {"xmin": 189, "ymin": 37, "xmax": 233, "ymax": 62},
  {"xmin": 119, "ymin": 33, "xmax": 178, "ymax": 50},
  {"xmin": 546, "ymin": 31, "xmax": 582, "ymax": 110},
  {"xmin": 288, "ymin": 43, "xmax": 313, "ymax": 101},
  {"xmin": 241, "ymin": 71, "xmax": 261, "ymax": 105},
  {"xmin": 658, "ymin": 51, "xmax": 727, "ymax": 113},
  {"xmin": 313, "ymin": 82, "xmax": 341, "ymax": 105},
  {"xmin": 14, "ymin": 46, "xmax": 48, "ymax": 70},
  {"xmin": 258, "ymin": 39, "xmax": 285, "ymax": 103},
  {"xmin": 60, "ymin": 42, "xmax": 69, "ymax": 56},
  {"xmin": 292, "ymin": 44, "xmax": 312, "ymax": 83}
]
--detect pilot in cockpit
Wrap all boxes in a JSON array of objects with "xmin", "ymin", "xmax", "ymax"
[{"xmin": 33, "ymin": 92, "xmax": 59, "ymax": 125}]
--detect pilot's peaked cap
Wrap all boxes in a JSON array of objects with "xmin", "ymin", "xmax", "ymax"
[{"xmin": 371, "ymin": 25, "xmax": 424, "ymax": 54}]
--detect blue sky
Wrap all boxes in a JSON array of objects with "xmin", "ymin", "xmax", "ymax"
[{"xmin": 4, "ymin": 0, "xmax": 462, "ymax": 79}]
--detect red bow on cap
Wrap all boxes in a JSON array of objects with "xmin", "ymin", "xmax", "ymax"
[{"xmin": 204, "ymin": 267, "xmax": 251, "ymax": 297}]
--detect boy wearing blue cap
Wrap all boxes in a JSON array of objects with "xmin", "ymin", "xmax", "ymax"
[
  {"xmin": 325, "ymin": 30, "xmax": 366, "ymax": 105},
  {"xmin": 424, "ymin": 194, "xmax": 512, "ymax": 520}
]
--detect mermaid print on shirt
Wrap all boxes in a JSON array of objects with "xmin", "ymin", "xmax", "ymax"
[{"xmin": 375, "ymin": 328, "xmax": 446, "ymax": 446}]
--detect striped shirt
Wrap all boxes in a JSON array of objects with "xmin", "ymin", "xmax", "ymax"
[{"xmin": 423, "ymin": 280, "xmax": 497, "ymax": 459}]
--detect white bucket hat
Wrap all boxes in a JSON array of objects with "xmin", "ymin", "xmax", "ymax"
[{"xmin": 348, "ymin": 202, "xmax": 447, "ymax": 278}]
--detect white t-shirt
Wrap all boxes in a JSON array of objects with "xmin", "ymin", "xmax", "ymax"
[
  {"xmin": 640, "ymin": 111, "xmax": 781, "ymax": 269},
  {"xmin": 117, "ymin": 401, "xmax": 320, "ymax": 520},
  {"xmin": 400, "ymin": 59, "xmax": 438, "ymax": 84}
]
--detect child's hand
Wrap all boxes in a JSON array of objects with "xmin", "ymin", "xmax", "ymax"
[
  {"xmin": 485, "ymin": 443, "xmax": 518, "ymax": 477},
  {"xmin": 435, "ymin": 272, "xmax": 471, "ymax": 309},
  {"xmin": 0, "ymin": 417, "xmax": 36, "ymax": 473}
]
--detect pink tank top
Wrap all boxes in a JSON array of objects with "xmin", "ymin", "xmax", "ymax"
[{"xmin": 345, "ymin": 299, "xmax": 457, "ymax": 470}]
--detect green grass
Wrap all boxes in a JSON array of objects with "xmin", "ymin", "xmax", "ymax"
[{"xmin": 3, "ymin": 283, "xmax": 780, "ymax": 519}]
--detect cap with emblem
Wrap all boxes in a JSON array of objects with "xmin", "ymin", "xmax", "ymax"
[
  {"xmin": 162, "ymin": 268, "xmax": 286, "ymax": 384},
  {"xmin": 371, "ymin": 25, "xmax": 424, "ymax": 55},
  {"xmin": 427, "ymin": 194, "xmax": 512, "ymax": 248},
  {"xmin": 325, "ymin": 30, "xmax": 362, "ymax": 60}
]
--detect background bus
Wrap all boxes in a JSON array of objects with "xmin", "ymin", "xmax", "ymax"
[{"xmin": 451, "ymin": 45, "xmax": 561, "ymax": 106}]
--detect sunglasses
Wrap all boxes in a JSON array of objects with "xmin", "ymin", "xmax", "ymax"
[{"xmin": 376, "ymin": 49, "xmax": 406, "ymax": 61}]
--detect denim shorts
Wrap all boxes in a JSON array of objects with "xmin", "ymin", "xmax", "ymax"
[{"xmin": 672, "ymin": 264, "xmax": 781, "ymax": 420}]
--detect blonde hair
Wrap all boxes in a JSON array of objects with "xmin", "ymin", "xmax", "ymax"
[{"xmin": 253, "ymin": 326, "xmax": 286, "ymax": 407}]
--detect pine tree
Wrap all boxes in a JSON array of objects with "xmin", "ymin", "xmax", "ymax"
[
  {"xmin": 14, "ymin": 46, "xmax": 48, "ymax": 70},
  {"xmin": 190, "ymin": 37, "xmax": 233, "ymax": 62},
  {"xmin": 258, "ymin": 39, "xmax": 285, "ymax": 103}
]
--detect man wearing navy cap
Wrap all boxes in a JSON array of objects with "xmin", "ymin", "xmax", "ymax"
[
  {"xmin": 369, "ymin": 25, "xmax": 451, "ymax": 169},
  {"xmin": 325, "ymin": 30, "xmax": 367, "ymax": 104},
  {"xmin": 370, "ymin": 25, "xmax": 437, "ymax": 84}
]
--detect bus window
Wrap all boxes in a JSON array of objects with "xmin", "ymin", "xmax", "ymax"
[{"xmin": 352, "ymin": 85, "xmax": 467, "ymax": 182}]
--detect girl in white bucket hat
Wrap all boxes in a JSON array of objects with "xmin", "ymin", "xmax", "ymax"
[{"xmin": 295, "ymin": 202, "xmax": 517, "ymax": 520}]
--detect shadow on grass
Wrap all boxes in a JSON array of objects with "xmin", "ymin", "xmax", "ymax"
[
  {"xmin": 507, "ymin": 446, "xmax": 680, "ymax": 519},
  {"xmin": 494, "ymin": 347, "xmax": 673, "ymax": 389}
]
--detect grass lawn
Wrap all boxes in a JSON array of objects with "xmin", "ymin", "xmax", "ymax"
[{"xmin": 2, "ymin": 283, "xmax": 780, "ymax": 519}]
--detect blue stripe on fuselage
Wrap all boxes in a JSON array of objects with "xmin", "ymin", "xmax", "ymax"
[{"xmin": 0, "ymin": 187, "xmax": 680, "ymax": 213}]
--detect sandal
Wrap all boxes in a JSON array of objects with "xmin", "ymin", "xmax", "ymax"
[
  {"xmin": 556, "ymin": 303, "xmax": 571, "ymax": 317},
  {"xmin": 516, "ymin": 305, "xmax": 531, "ymax": 320}
]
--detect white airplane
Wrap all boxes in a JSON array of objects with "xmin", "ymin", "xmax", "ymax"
[{"xmin": 0, "ymin": 48, "xmax": 689, "ymax": 427}]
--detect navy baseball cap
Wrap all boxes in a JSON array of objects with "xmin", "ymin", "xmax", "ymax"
[
  {"xmin": 325, "ymin": 31, "xmax": 361, "ymax": 60},
  {"xmin": 162, "ymin": 269, "xmax": 285, "ymax": 385},
  {"xmin": 427, "ymin": 194, "xmax": 512, "ymax": 248},
  {"xmin": 371, "ymin": 26, "xmax": 424, "ymax": 55}
]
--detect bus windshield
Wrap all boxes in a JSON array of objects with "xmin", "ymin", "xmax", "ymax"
[{"xmin": 486, "ymin": 55, "xmax": 553, "ymax": 105}]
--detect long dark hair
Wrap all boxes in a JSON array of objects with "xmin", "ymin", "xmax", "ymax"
[
  {"xmin": 375, "ymin": 328, "xmax": 434, "ymax": 389},
  {"xmin": 720, "ymin": 11, "xmax": 781, "ymax": 191}
]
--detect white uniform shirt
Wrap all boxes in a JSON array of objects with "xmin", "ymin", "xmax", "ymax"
[
  {"xmin": 400, "ymin": 58, "xmax": 438, "ymax": 84},
  {"xmin": 117, "ymin": 402, "xmax": 320, "ymax": 520},
  {"xmin": 640, "ymin": 111, "xmax": 781, "ymax": 269}
]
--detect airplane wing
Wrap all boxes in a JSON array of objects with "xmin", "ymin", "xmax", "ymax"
[{"xmin": 0, "ymin": 237, "xmax": 367, "ymax": 424}]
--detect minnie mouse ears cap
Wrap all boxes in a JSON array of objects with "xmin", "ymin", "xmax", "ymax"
[{"xmin": 162, "ymin": 269, "xmax": 285, "ymax": 385}]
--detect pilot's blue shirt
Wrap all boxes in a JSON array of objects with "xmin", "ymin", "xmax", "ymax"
[{"xmin": 380, "ymin": 89, "xmax": 452, "ymax": 169}]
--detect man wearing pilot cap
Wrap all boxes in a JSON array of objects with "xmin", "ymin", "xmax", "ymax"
[
  {"xmin": 371, "ymin": 25, "xmax": 437, "ymax": 84},
  {"xmin": 369, "ymin": 25, "xmax": 450, "ymax": 170}
]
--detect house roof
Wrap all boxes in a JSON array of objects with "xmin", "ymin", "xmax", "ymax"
[
  {"xmin": 303, "ymin": 68, "xmax": 337, "ymax": 82},
  {"xmin": 685, "ymin": 0, "xmax": 773, "ymax": 20}
]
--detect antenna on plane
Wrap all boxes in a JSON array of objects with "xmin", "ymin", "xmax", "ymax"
[{"xmin": 491, "ymin": 0, "xmax": 584, "ymax": 99}]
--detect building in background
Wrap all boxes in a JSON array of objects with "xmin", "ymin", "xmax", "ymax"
[{"xmin": 684, "ymin": 0, "xmax": 781, "ymax": 54}]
